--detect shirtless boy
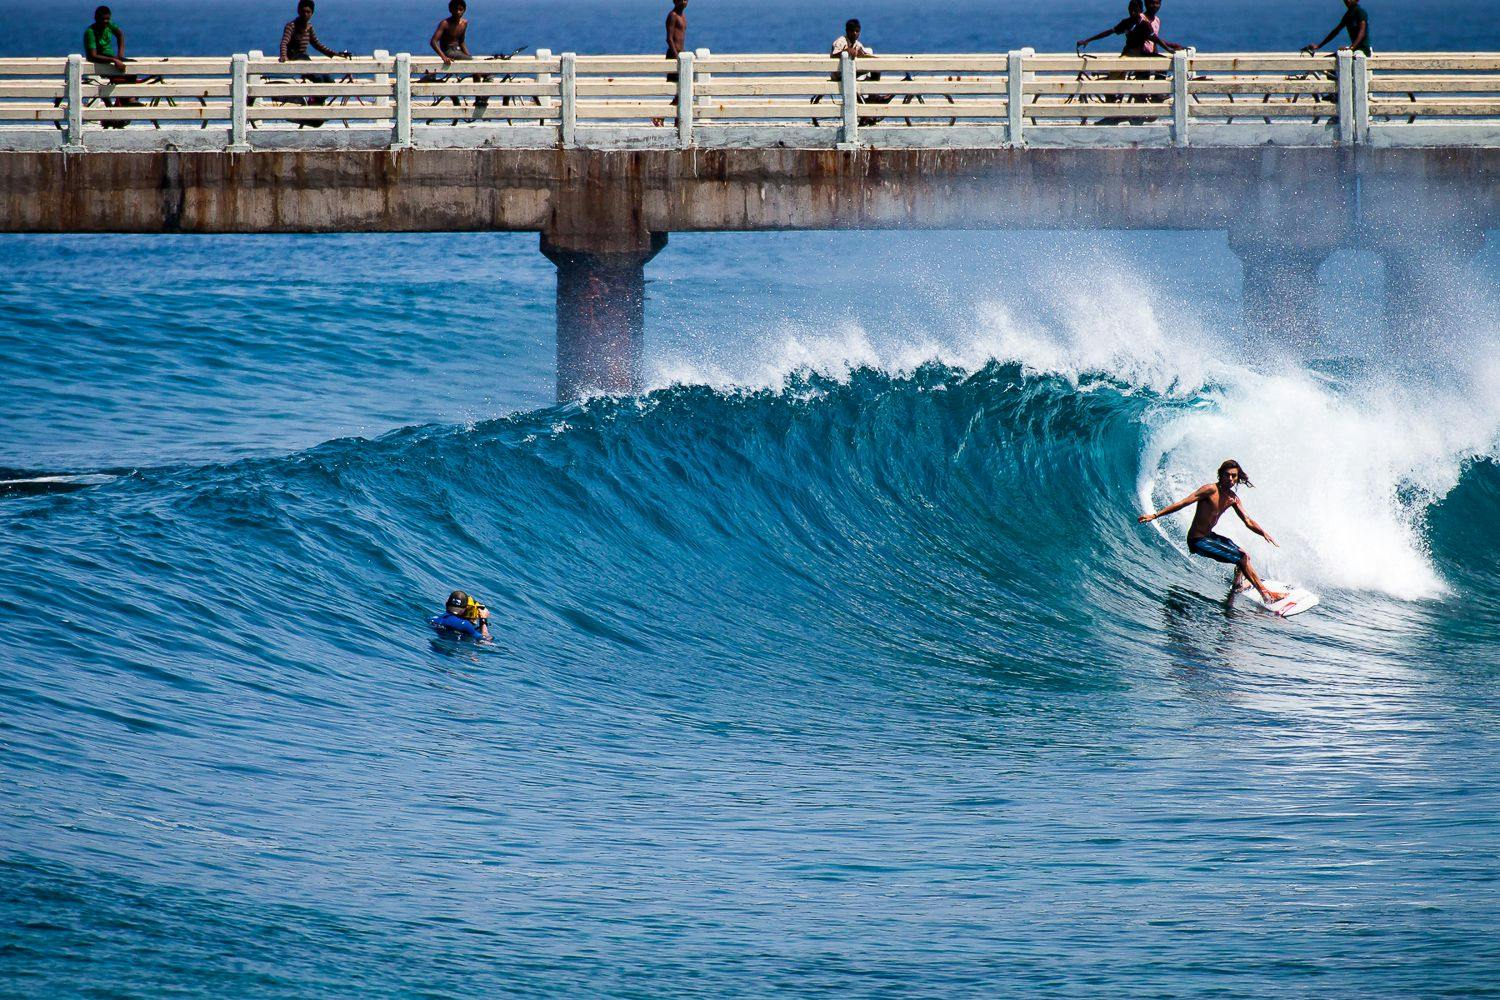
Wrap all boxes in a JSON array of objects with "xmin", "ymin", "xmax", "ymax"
[
  {"xmin": 654, "ymin": 0, "xmax": 688, "ymax": 126},
  {"xmin": 431, "ymin": 0, "xmax": 471, "ymax": 66},
  {"xmin": 665, "ymin": 0, "xmax": 688, "ymax": 61},
  {"xmin": 1138, "ymin": 460, "xmax": 1286, "ymax": 603}
]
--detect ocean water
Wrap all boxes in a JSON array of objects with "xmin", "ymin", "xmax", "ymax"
[
  {"xmin": 4, "ymin": 2, "xmax": 1500, "ymax": 998},
  {"xmin": 3, "ymin": 0, "xmax": 1500, "ymax": 58}
]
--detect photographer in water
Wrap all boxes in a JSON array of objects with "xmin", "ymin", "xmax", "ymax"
[{"xmin": 430, "ymin": 590, "xmax": 491, "ymax": 640}]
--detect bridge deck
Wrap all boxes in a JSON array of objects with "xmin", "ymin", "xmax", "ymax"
[{"xmin": 5, "ymin": 51, "xmax": 1500, "ymax": 152}]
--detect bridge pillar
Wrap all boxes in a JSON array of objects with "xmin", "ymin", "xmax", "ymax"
[
  {"xmin": 1370, "ymin": 229, "xmax": 1487, "ymax": 356},
  {"xmin": 541, "ymin": 232, "xmax": 668, "ymax": 401},
  {"xmin": 1228, "ymin": 231, "xmax": 1339, "ymax": 348}
]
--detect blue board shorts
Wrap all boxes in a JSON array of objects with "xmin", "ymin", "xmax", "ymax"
[{"xmin": 1188, "ymin": 532, "xmax": 1244, "ymax": 566}]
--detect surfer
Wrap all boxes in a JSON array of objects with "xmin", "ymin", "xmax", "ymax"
[
  {"xmin": 430, "ymin": 590, "xmax": 490, "ymax": 640},
  {"xmin": 1137, "ymin": 460, "xmax": 1287, "ymax": 604}
]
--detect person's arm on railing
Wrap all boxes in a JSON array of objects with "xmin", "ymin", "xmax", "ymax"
[
  {"xmin": 430, "ymin": 21, "xmax": 450, "ymax": 65},
  {"xmin": 1145, "ymin": 28, "xmax": 1184, "ymax": 54},
  {"xmin": 1302, "ymin": 19, "xmax": 1346, "ymax": 54},
  {"xmin": 308, "ymin": 26, "xmax": 350, "ymax": 60},
  {"xmin": 279, "ymin": 21, "xmax": 293, "ymax": 62},
  {"xmin": 1077, "ymin": 19, "xmax": 1131, "ymax": 50}
]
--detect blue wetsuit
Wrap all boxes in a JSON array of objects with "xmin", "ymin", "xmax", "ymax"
[{"xmin": 430, "ymin": 613, "xmax": 483, "ymax": 639}]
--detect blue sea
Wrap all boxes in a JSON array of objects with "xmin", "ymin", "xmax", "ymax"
[{"xmin": 3, "ymin": 2, "xmax": 1500, "ymax": 997}]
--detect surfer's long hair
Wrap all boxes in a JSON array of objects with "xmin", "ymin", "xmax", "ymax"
[{"xmin": 1219, "ymin": 459, "xmax": 1253, "ymax": 488}]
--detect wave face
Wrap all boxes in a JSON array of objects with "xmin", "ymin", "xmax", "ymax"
[
  {"xmin": 5, "ymin": 337, "xmax": 1500, "ymax": 994},
  {"xmin": 7, "ymin": 356, "xmax": 1494, "ymax": 697}
]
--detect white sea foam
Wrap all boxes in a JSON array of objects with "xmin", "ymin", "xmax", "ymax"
[
  {"xmin": 981, "ymin": 271, "xmax": 1500, "ymax": 600},
  {"xmin": 647, "ymin": 255, "xmax": 1225, "ymax": 394},
  {"xmin": 1143, "ymin": 371, "xmax": 1500, "ymax": 599}
]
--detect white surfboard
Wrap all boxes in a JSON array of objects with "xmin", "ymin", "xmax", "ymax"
[{"xmin": 1239, "ymin": 580, "xmax": 1320, "ymax": 618}]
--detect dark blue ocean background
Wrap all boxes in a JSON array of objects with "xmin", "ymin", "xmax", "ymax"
[{"xmin": 3, "ymin": 2, "xmax": 1500, "ymax": 997}]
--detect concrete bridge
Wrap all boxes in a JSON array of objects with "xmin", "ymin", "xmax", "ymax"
[{"xmin": 2, "ymin": 50, "xmax": 1498, "ymax": 396}]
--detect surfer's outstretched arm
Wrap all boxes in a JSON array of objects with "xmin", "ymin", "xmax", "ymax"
[
  {"xmin": 1231, "ymin": 498, "xmax": 1277, "ymax": 546},
  {"xmin": 1138, "ymin": 486, "xmax": 1206, "ymax": 524}
]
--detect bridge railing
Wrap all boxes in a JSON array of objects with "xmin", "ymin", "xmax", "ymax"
[
  {"xmin": 1367, "ymin": 53, "xmax": 1500, "ymax": 142},
  {"xmin": 2, "ymin": 50, "xmax": 1499, "ymax": 150}
]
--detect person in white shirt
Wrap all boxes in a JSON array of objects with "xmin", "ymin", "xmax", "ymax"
[
  {"xmin": 831, "ymin": 18, "xmax": 875, "ymax": 59},
  {"xmin": 828, "ymin": 18, "xmax": 896, "ymax": 120}
]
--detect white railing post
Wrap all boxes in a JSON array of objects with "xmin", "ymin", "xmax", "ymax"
[
  {"xmin": 839, "ymin": 52, "xmax": 859, "ymax": 148},
  {"xmin": 64, "ymin": 53, "xmax": 84, "ymax": 150},
  {"xmin": 1336, "ymin": 49, "xmax": 1355, "ymax": 144},
  {"xmin": 229, "ymin": 54, "xmax": 250, "ymax": 151},
  {"xmin": 1022, "ymin": 46, "xmax": 1036, "ymax": 122},
  {"xmin": 1352, "ymin": 51, "xmax": 1370, "ymax": 144},
  {"xmin": 394, "ymin": 52, "xmax": 411, "ymax": 147},
  {"xmin": 373, "ymin": 49, "xmax": 390, "ymax": 111},
  {"xmin": 536, "ymin": 48, "xmax": 553, "ymax": 110},
  {"xmin": 560, "ymin": 52, "xmax": 577, "ymax": 146},
  {"xmin": 246, "ymin": 50, "xmax": 264, "ymax": 106},
  {"xmin": 676, "ymin": 51, "xmax": 694, "ymax": 148},
  {"xmin": 1007, "ymin": 49, "xmax": 1026, "ymax": 147},
  {"xmin": 695, "ymin": 48, "xmax": 711, "ymax": 112},
  {"xmin": 1172, "ymin": 48, "xmax": 1191, "ymax": 147}
]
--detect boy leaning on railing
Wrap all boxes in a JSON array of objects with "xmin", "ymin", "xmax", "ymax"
[{"xmin": 83, "ymin": 5, "xmax": 144, "ymax": 123}]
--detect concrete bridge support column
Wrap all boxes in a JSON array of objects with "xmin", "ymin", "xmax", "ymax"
[
  {"xmin": 541, "ymin": 232, "xmax": 668, "ymax": 401},
  {"xmin": 1371, "ymin": 229, "xmax": 1487, "ymax": 354},
  {"xmin": 1228, "ymin": 231, "xmax": 1338, "ymax": 348}
]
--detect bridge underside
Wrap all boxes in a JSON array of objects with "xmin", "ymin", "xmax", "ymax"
[{"xmin": 1, "ymin": 145, "xmax": 1494, "ymax": 396}]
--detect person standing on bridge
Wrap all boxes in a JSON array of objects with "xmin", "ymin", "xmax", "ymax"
[
  {"xmin": 1077, "ymin": 0, "xmax": 1180, "ymax": 123},
  {"xmin": 1140, "ymin": 1, "xmax": 1177, "ymax": 106},
  {"xmin": 665, "ymin": 0, "xmax": 689, "ymax": 63},
  {"xmin": 430, "ymin": 0, "xmax": 472, "ymax": 68},
  {"xmin": 1142, "ymin": 0, "xmax": 1170, "ymax": 55},
  {"xmin": 1302, "ymin": 0, "xmax": 1372, "ymax": 57},
  {"xmin": 279, "ymin": 1, "xmax": 350, "ymax": 64},
  {"xmin": 279, "ymin": 0, "xmax": 351, "ymax": 122},
  {"xmin": 1077, "ymin": 0, "xmax": 1181, "ymax": 58},
  {"xmin": 654, "ymin": 0, "xmax": 689, "ymax": 127}
]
